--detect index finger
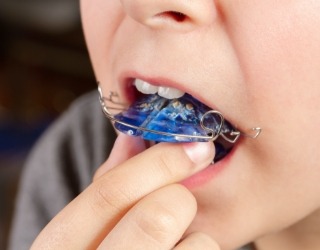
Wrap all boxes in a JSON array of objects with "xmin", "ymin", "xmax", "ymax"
[{"xmin": 31, "ymin": 137, "xmax": 214, "ymax": 249}]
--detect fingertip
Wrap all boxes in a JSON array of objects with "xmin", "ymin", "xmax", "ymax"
[{"xmin": 183, "ymin": 142, "xmax": 215, "ymax": 165}]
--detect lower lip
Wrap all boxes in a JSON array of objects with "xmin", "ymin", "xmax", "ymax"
[{"xmin": 180, "ymin": 142, "xmax": 238, "ymax": 189}]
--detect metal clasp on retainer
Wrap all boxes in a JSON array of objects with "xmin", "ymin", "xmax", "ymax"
[{"xmin": 98, "ymin": 86, "xmax": 261, "ymax": 143}]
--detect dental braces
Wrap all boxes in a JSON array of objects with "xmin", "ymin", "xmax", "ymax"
[{"xmin": 98, "ymin": 86, "xmax": 261, "ymax": 144}]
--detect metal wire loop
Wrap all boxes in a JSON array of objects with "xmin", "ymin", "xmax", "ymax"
[{"xmin": 98, "ymin": 87, "xmax": 261, "ymax": 143}]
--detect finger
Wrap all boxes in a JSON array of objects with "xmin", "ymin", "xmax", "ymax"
[
  {"xmin": 32, "ymin": 142, "xmax": 214, "ymax": 249},
  {"xmin": 174, "ymin": 232, "xmax": 220, "ymax": 250},
  {"xmin": 98, "ymin": 184, "xmax": 196, "ymax": 250},
  {"xmin": 94, "ymin": 134, "xmax": 148, "ymax": 181}
]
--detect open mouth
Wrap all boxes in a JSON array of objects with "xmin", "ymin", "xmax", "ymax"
[{"xmin": 100, "ymin": 78, "xmax": 243, "ymax": 163}]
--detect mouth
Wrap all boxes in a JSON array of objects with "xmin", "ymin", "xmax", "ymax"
[{"xmin": 103, "ymin": 77, "xmax": 242, "ymax": 163}]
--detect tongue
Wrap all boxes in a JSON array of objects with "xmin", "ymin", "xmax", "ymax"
[{"xmin": 114, "ymin": 93, "xmax": 234, "ymax": 143}]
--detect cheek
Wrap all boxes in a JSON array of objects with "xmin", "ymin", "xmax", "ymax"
[
  {"xmin": 223, "ymin": 2, "xmax": 320, "ymax": 89},
  {"xmin": 224, "ymin": 1, "xmax": 320, "ymax": 149},
  {"xmin": 216, "ymin": 0, "xmax": 320, "ymax": 232},
  {"xmin": 80, "ymin": 0, "xmax": 124, "ymax": 84}
]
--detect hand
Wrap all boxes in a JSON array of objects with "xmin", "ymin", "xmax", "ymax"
[{"xmin": 31, "ymin": 134, "xmax": 220, "ymax": 249}]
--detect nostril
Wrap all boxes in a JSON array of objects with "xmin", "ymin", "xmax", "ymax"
[
  {"xmin": 121, "ymin": 0, "xmax": 217, "ymax": 31},
  {"xmin": 156, "ymin": 11, "xmax": 187, "ymax": 22}
]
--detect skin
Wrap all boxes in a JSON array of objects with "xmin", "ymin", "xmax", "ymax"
[{"xmin": 32, "ymin": 0, "xmax": 320, "ymax": 249}]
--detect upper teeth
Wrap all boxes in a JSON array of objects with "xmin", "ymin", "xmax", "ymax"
[{"xmin": 134, "ymin": 79, "xmax": 185, "ymax": 99}]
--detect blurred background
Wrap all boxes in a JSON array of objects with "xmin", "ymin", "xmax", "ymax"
[{"xmin": 0, "ymin": 1, "xmax": 96, "ymax": 248}]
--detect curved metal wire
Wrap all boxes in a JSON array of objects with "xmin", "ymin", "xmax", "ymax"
[{"xmin": 98, "ymin": 86, "xmax": 261, "ymax": 143}]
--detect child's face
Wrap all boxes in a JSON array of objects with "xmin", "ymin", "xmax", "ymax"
[{"xmin": 81, "ymin": 0, "xmax": 320, "ymax": 248}]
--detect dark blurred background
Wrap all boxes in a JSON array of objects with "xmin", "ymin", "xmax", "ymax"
[{"xmin": 0, "ymin": 1, "xmax": 96, "ymax": 248}]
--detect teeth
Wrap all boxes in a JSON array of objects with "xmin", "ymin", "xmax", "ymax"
[
  {"xmin": 158, "ymin": 86, "xmax": 184, "ymax": 99},
  {"xmin": 134, "ymin": 78, "xmax": 185, "ymax": 99},
  {"xmin": 135, "ymin": 79, "xmax": 158, "ymax": 94}
]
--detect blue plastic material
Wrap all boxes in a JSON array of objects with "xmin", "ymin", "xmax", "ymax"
[{"xmin": 114, "ymin": 94, "xmax": 233, "ymax": 143}]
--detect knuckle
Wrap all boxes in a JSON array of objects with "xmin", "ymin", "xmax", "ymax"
[
  {"xmin": 154, "ymin": 152, "xmax": 176, "ymax": 179},
  {"xmin": 176, "ymin": 232, "xmax": 221, "ymax": 250},
  {"xmin": 134, "ymin": 203, "xmax": 179, "ymax": 244},
  {"xmin": 91, "ymin": 182, "xmax": 121, "ymax": 214},
  {"xmin": 154, "ymin": 146, "xmax": 192, "ymax": 179},
  {"xmin": 192, "ymin": 232, "xmax": 220, "ymax": 250},
  {"xmin": 90, "ymin": 178, "xmax": 131, "ymax": 216}
]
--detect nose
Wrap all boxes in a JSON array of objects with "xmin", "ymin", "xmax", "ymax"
[{"xmin": 120, "ymin": 0, "xmax": 218, "ymax": 32}]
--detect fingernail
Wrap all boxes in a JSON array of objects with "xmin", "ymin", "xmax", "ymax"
[{"xmin": 183, "ymin": 142, "xmax": 214, "ymax": 165}]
